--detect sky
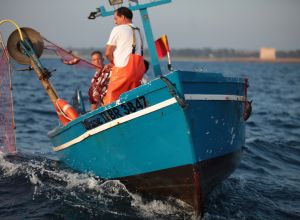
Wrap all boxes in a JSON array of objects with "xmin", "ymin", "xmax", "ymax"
[{"xmin": 1, "ymin": 0, "xmax": 300, "ymax": 50}]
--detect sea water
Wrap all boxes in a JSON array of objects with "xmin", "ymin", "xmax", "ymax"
[{"xmin": 1, "ymin": 59, "xmax": 299, "ymax": 219}]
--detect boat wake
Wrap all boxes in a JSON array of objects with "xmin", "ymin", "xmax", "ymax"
[{"xmin": 0, "ymin": 152, "xmax": 195, "ymax": 219}]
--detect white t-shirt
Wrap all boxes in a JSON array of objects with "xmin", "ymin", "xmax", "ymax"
[{"xmin": 107, "ymin": 24, "xmax": 142, "ymax": 68}]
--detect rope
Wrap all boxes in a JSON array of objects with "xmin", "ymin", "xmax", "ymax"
[
  {"xmin": 160, "ymin": 76, "xmax": 187, "ymax": 109},
  {"xmin": 0, "ymin": 19, "xmax": 24, "ymax": 41}
]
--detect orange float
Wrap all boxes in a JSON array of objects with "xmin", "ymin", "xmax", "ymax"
[{"xmin": 55, "ymin": 98, "xmax": 79, "ymax": 125}]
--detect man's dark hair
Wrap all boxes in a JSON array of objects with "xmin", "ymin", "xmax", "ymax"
[
  {"xmin": 115, "ymin": 7, "xmax": 133, "ymax": 20},
  {"xmin": 91, "ymin": 50, "xmax": 103, "ymax": 57}
]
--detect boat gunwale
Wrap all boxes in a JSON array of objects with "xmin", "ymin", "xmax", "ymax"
[{"xmin": 48, "ymin": 70, "xmax": 246, "ymax": 138}]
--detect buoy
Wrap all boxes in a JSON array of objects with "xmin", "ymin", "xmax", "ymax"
[{"xmin": 56, "ymin": 98, "xmax": 79, "ymax": 125}]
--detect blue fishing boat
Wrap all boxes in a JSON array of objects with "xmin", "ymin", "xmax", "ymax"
[{"xmin": 4, "ymin": 0, "xmax": 251, "ymax": 217}]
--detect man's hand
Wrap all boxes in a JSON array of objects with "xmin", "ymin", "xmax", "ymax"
[
  {"xmin": 105, "ymin": 45, "xmax": 115, "ymax": 64},
  {"xmin": 102, "ymin": 63, "xmax": 113, "ymax": 73}
]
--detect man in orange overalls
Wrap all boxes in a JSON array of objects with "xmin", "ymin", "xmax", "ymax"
[{"xmin": 102, "ymin": 7, "xmax": 146, "ymax": 105}]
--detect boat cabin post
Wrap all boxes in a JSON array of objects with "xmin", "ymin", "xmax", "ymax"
[{"xmin": 94, "ymin": 0, "xmax": 172, "ymax": 76}]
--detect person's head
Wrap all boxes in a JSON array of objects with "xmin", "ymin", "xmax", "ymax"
[
  {"xmin": 114, "ymin": 7, "xmax": 133, "ymax": 25},
  {"xmin": 91, "ymin": 51, "xmax": 104, "ymax": 69}
]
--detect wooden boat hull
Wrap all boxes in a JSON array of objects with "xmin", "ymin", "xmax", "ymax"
[
  {"xmin": 48, "ymin": 70, "xmax": 246, "ymax": 216},
  {"xmin": 120, "ymin": 149, "xmax": 241, "ymax": 215}
]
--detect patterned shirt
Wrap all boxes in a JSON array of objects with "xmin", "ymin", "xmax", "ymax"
[{"xmin": 88, "ymin": 69, "xmax": 111, "ymax": 106}]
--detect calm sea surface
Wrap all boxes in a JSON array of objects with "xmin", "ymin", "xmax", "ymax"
[{"xmin": 1, "ymin": 59, "xmax": 300, "ymax": 219}]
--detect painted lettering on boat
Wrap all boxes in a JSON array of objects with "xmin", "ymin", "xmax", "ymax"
[{"xmin": 82, "ymin": 96, "xmax": 148, "ymax": 130}]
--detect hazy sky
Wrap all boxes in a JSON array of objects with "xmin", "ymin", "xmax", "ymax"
[{"xmin": 1, "ymin": 0, "xmax": 299, "ymax": 50}]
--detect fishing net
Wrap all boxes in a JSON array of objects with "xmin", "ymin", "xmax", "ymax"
[
  {"xmin": 43, "ymin": 38, "xmax": 110, "ymax": 106},
  {"xmin": 43, "ymin": 38, "xmax": 100, "ymax": 69},
  {"xmin": 0, "ymin": 41, "xmax": 16, "ymax": 154}
]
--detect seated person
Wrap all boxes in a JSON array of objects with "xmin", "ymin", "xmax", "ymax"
[{"xmin": 88, "ymin": 51, "xmax": 111, "ymax": 110}]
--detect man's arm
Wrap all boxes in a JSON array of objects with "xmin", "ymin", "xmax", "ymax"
[
  {"xmin": 105, "ymin": 45, "xmax": 115, "ymax": 65},
  {"xmin": 102, "ymin": 44, "xmax": 115, "ymax": 72}
]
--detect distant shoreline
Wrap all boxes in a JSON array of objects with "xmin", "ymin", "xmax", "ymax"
[
  {"xmin": 37, "ymin": 47, "xmax": 300, "ymax": 63},
  {"xmin": 169, "ymin": 56, "xmax": 300, "ymax": 63},
  {"xmin": 42, "ymin": 53, "xmax": 300, "ymax": 63},
  {"xmin": 40, "ymin": 55, "xmax": 300, "ymax": 63}
]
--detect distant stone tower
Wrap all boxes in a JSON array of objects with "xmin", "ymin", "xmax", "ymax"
[{"xmin": 260, "ymin": 48, "xmax": 276, "ymax": 60}]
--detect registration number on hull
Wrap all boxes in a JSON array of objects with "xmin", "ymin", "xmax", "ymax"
[{"xmin": 82, "ymin": 96, "xmax": 148, "ymax": 130}]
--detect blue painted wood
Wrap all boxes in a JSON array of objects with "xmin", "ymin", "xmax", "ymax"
[
  {"xmin": 48, "ymin": 71, "xmax": 246, "ymax": 179},
  {"xmin": 139, "ymin": 8, "xmax": 161, "ymax": 75},
  {"xmin": 98, "ymin": 0, "xmax": 172, "ymax": 17}
]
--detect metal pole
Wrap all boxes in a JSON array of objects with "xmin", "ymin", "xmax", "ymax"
[{"xmin": 139, "ymin": 8, "xmax": 162, "ymax": 76}]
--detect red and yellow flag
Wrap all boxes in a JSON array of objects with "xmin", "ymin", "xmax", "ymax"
[{"xmin": 155, "ymin": 35, "xmax": 170, "ymax": 59}]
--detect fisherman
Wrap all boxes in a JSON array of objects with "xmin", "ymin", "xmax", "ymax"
[
  {"xmin": 88, "ymin": 50, "xmax": 110, "ymax": 110},
  {"xmin": 102, "ymin": 7, "xmax": 146, "ymax": 105}
]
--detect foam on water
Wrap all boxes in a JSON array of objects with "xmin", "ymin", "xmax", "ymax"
[
  {"xmin": 0, "ymin": 152, "xmax": 21, "ymax": 176},
  {"xmin": 1, "ymin": 60, "xmax": 299, "ymax": 219},
  {"xmin": 0, "ymin": 153, "xmax": 196, "ymax": 219}
]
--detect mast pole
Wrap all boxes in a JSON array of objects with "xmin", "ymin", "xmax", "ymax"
[
  {"xmin": 139, "ymin": 8, "xmax": 161, "ymax": 76},
  {"xmin": 95, "ymin": 0, "xmax": 172, "ymax": 77}
]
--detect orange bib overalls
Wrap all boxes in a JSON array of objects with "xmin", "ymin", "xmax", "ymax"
[{"xmin": 103, "ymin": 26, "xmax": 146, "ymax": 105}]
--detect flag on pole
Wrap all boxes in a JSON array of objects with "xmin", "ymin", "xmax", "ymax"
[
  {"xmin": 155, "ymin": 35, "xmax": 170, "ymax": 59},
  {"xmin": 155, "ymin": 35, "xmax": 173, "ymax": 70}
]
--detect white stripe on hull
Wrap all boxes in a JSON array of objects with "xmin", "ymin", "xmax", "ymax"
[
  {"xmin": 53, "ymin": 94, "xmax": 245, "ymax": 152},
  {"xmin": 53, "ymin": 98, "xmax": 177, "ymax": 152},
  {"xmin": 184, "ymin": 94, "xmax": 245, "ymax": 101}
]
